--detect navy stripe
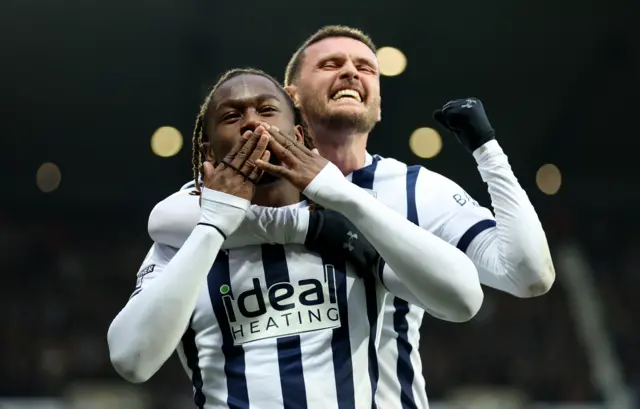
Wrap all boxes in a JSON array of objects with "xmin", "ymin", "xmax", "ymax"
[
  {"xmin": 393, "ymin": 165, "xmax": 421, "ymax": 409},
  {"xmin": 405, "ymin": 166, "xmax": 420, "ymax": 225},
  {"xmin": 182, "ymin": 181, "xmax": 196, "ymax": 190},
  {"xmin": 182, "ymin": 319, "xmax": 206, "ymax": 409},
  {"xmin": 457, "ymin": 219, "xmax": 497, "ymax": 253},
  {"xmin": 351, "ymin": 161, "xmax": 381, "ymax": 408},
  {"xmin": 207, "ymin": 252, "xmax": 250, "ymax": 409},
  {"xmin": 261, "ymin": 245, "xmax": 307, "ymax": 409},
  {"xmin": 322, "ymin": 254, "xmax": 355, "ymax": 409}
]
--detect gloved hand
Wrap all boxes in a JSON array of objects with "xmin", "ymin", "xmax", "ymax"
[
  {"xmin": 305, "ymin": 205, "xmax": 380, "ymax": 277},
  {"xmin": 433, "ymin": 98, "xmax": 495, "ymax": 152}
]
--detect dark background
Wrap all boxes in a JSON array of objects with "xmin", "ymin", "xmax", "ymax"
[{"xmin": 1, "ymin": 0, "xmax": 638, "ymax": 407}]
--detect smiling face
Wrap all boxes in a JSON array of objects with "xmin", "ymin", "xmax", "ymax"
[
  {"xmin": 204, "ymin": 73, "xmax": 303, "ymax": 184},
  {"xmin": 291, "ymin": 36, "xmax": 381, "ymax": 134}
]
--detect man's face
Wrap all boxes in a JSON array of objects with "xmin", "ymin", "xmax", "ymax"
[
  {"xmin": 290, "ymin": 36, "xmax": 381, "ymax": 134},
  {"xmin": 205, "ymin": 73, "xmax": 302, "ymax": 184}
]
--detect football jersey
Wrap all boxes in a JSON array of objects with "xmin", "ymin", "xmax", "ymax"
[
  {"xmin": 135, "ymin": 206, "xmax": 388, "ymax": 409},
  {"xmin": 173, "ymin": 152, "xmax": 496, "ymax": 409},
  {"xmin": 346, "ymin": 153, "xmax": 496, "ymax": 409}
]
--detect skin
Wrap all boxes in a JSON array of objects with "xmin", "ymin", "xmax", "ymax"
[
  {"xmin": 201, "ymin": 73, "xmax": 323, "ymax": 207},
  {"xmin": 286, "ymin": 36, "xmax": 382, "ymax": 175}
]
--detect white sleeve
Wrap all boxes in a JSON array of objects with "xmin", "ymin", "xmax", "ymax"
[
  {"xmin": 468, "ymin": 140, "xmax": 555, "ymax": 297},
  {"xmin": 148, "ymin": 188, "xmax": 308, "ymax": 249},
  {"xmin": 107, "ymin": 188, "xmax": 248, "ymax": 383},
  {"xmin": 303, "ymin": 163, "xmax": 484, "ymax": 322},
  {"xmin": 415, "ymin": 141, "xmax": 554, "ymax": 298}
]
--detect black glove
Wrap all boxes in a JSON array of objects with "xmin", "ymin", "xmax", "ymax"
[
  {"xmin": 305, "ymin": 205, "xmax": 380, "ymax": 277},
  {"xmin": 433, "ymin": 98, "xmax": 495, "ymax": 152}
]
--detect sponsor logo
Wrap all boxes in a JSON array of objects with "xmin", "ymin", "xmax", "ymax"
[
  {"xmin": 134, "ymin": 264, "xmax": 156, "ymax": 290},
  {"xmin": 221, "ymin": 265, "xmax": 341, "ymax": 345}
]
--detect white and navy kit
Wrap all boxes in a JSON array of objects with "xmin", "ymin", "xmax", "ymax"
[
  {"xmin": 135, "ymin": 216, "xmax": 391, "ymax": 409},
  {"xmin": 154, "ymin": 141, "xmax": 551, "ymax": 409},
  {"xmin": 347, "ymin": 153, "xmax": 496, "ymax": 409}
]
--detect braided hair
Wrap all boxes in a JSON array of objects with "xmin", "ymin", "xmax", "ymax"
[{"xmin": 190, "ymin": 68, "xmax": 314, "ymax": 195}]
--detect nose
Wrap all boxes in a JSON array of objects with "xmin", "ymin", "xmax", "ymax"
[
  {"xmin": 239, "ymin": 110, "xmax": 262, "ymax": 135},
  {"xmin": 339, "ymin": 60, "xmax": 360, "ymax": 81}
]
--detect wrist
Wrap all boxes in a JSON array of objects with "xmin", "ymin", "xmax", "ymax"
[
  {"xmin": 200, "ymin": 188, "xmax": 250, "ymax": 237},
  {"xmin": 472, "ymin": 139, "xmax": 504, "ymax": 163},
  {"xmin": 303, "ymin": 162, "xmax": 354, "ymax": 208}
]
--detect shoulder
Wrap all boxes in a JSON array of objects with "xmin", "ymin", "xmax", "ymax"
[
  {"xmin": 371, "ymin": 154, "xmax": 460, "ymax": 189},
  {"xmin": 147, "ymin": 182, "xmax": 201, "ymax": 248}
]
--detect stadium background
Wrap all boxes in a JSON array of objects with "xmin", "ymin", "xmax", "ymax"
[{"xmin": 1, "ymin": 0, "xmax": 638, "ymax": 407}]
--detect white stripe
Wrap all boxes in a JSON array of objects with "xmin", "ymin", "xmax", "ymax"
[
  {"xmin": 346, "ymin": 264, "xmax": 374, "ymax": 407},
  {"xmin": 376, "ymin": 313, "xmax": 402, "ymax": 408},
  {"xmin": 300, "ymin": 330, "xmax": 339, "ymax": 409},
  {"xmin": 407, "ymin": 306, "xmax": 429, "ymax": 409},
  {"xmin": 245, "ymin": 340, "xmax": 283, "ymax": 409},
  {"xmin": 194, "ymin": 281, "xmax": 228, "ymax": 408}
]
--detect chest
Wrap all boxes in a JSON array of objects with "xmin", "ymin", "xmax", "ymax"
[
  {"xmin": 191, "ymin": 244, "xmax": 363, "ymax": 346},
  {"xmin": 350, "ymin": 164, "xmax": 420, "ymax": 222}
]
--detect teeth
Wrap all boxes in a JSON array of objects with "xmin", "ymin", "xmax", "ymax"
[{"xmin": 332, "ymin": 89, "xmax": 362, "ymax": 102}]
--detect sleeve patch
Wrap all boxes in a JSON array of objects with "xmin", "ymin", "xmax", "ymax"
[{"xmin": 138, "ymin": 264, "xmax": 156, "ymax": 277}]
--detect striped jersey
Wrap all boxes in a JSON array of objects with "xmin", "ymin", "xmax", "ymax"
[
  {"xmin": 169, "ymin": 152, "xmax": 495, "ymax": 409},
  {"xmin": 135, "ymin": 208, "xmax": 387, "ymax": 409},
  {"xmin": 346, "ymin": 153, "xmax": 495, "ymax": 409}
]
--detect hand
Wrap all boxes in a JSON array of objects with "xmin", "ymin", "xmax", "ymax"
[
  {"xmin": 202, "ymin": 131, "xmax": 270, "ymax": 201},
  {"xmin": 305, "ymin": 205, "xmax": 380, "ymax": 277},
  {"xmin": 433, "ymin": 98, "xmax": 495, "ymax": 152},
  {"xmin": 254, "ymin": 123, "xmax": 329, "ymax": 191}
]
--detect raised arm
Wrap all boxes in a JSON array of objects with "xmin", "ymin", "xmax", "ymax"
[{"xmin": 433, "ymin": 98, "xmax": 555, "ymax": 297}]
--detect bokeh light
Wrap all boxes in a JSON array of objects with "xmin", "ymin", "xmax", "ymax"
[
  {"xmin": 377, "ymin": 47, "xmax": 407, "ymax": 77},
  {"xmin": 151, "ymin": 126, "xmax": 183, "ymax": 157},
  {"xmin": 409, "ymin": 127, "xmax": 442, "ymax": 158},
  {"xmin": 36, "ymin": 162, "xmax": 62, "ymax": 193},
  {"xmin": 536, "ymin": 163, "xmax": 562, "ymax": 195}
]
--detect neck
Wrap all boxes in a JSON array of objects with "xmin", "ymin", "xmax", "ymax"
[
  {"xmin": 251, "ymin": 179, "xmax": 302, "ymax": 207},
  {"xmin": 312, "ymin": 127, "xmax": 369, "ymax": 175}
]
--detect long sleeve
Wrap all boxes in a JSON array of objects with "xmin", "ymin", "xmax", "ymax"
[
  {"xmin": 148, "ymin": 189, "xmax": 308, "ymax": 250},
  {"xmin": 303, "ymin": 163, "xmax": 484, "ymax": 322},
  {"xmin": 467, "ymin": 140, "xmax": 555, "ymax": 297},
  {"xmin": 107, "ymin": 188, "xmax": 249, "ymax": 383}
]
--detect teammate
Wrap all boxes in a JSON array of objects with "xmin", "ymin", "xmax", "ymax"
[
  {"xmin": 159, "ymin": 26, "xmax": 552, "ymax": 408},
  {"xmin": 281, "ymin": 26, "xmax": 555, "ymax": 409},
  {"xmin": 149, "ymin": 26, "xmax": 555, "ymax": 409},
  {"xmin": 108, "ymin": 69, "xmax": 484, "ymax": 409}
]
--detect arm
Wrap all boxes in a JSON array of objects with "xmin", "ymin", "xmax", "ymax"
[
  {"xmin": 433, "ymin": 98, "xmax": 554, "ymax": 297},
  {"xmin": 108, "ymin": 189, "xmax": 248, "ymax": 383},
  {"xmin": 148, "ymin": 188, "xmax": 308, "ymax": 249},
  {"xmin": 304, "ymin": 163, "xmax": 483, "ymax": 322},
  {"xmin": 468, "ymin": 141, "xmax": 554, "ymax": 297}
]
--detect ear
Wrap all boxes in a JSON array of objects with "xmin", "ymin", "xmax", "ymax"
[
  {"xmin": 284, "ymin": 85, "xmax": 300, "ymax": 107},
  {"xmin": 293, "ymin": 125, "xmax": 304, "ymax": 143},
  {"xmin": 200, "ymin": 142, "xmax": 215, "ymax": 162}
]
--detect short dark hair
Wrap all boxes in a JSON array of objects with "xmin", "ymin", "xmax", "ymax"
[
  {"xmin": 284, "ymin": 25, "xmax": 377, "ymax": 87},
  {"xmin": 190, "ymin": 68, "xmax": 314, "ymax": 194}
]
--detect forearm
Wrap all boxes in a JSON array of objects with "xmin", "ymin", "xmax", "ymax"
[
  {"xmin": 223, "ymin": 205, "xmax": 309, "ymax": 249},
  {"xmin": 304, "ymin": 165, "xmax": 483, "ymax": 322},
  {"xmin": 108, "ymin": 226, "xmax": 223, "ymax": 382},
  {"xmin": 108, "ymin": 189, "xmax": 248, "ymax": 382},
  {"xmin": 470, "ymin": 140, "xmax": 555, "ymax": 297},
  {"xmin": 148, "ymin": 191, "xmax": 307, "ymax": 250}
]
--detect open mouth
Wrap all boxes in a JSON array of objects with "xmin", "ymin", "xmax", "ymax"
[{"xmin": 331, "ymin": 88, "xmax": 363, "ymax": 103}]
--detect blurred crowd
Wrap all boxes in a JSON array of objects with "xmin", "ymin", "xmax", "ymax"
[{"xmin": 1, "ymin": 204, "xmax": 638, "ymax": 404}]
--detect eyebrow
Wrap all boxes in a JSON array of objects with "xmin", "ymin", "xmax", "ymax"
[
  {"xmin": 215, "ymin": 93, "xmax": 282, "ymax": 111},
  {"xmin": 318, "ymin": 53, "xmax": 376, "ymax": 66}
]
